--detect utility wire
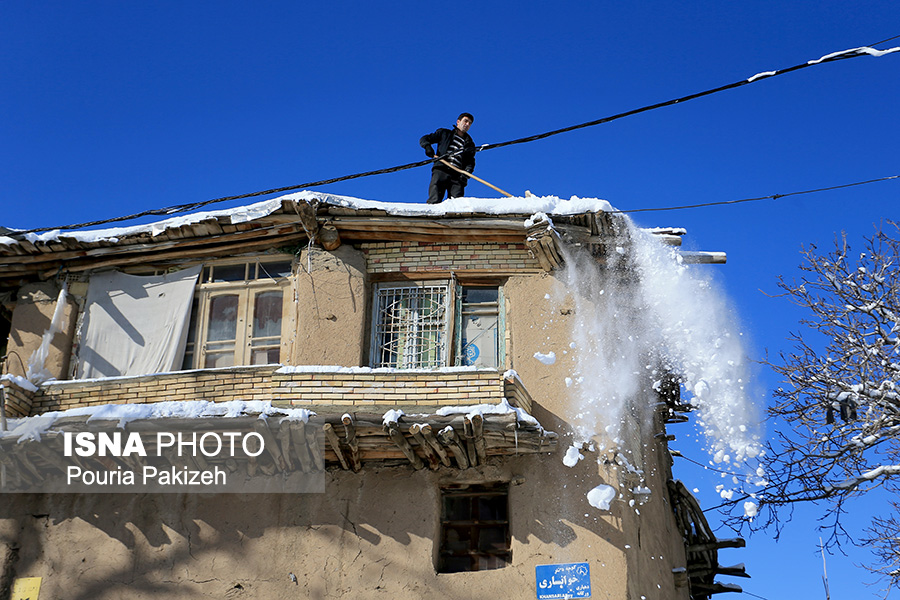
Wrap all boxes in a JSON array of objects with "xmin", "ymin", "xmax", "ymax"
[
  {"xmin": 10, "ymin": 43, "xmax": 899, "ymax": 237},
  {"xmin": 611, "ymin": 174, "xmax": 900, "ymax": 215}
]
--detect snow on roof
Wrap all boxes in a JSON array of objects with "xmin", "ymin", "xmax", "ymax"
[{"xmin": 1, "ymin": 191, "xmax": 615, "ymax": 246}]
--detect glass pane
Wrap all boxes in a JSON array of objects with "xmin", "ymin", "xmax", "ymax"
[
  {"xmin": 462, "ymin": 287, "xmax": 498, "ymax": 304},
  {"xmin": 253, "ymin": 291, "xmax": 283, "ymax": 338},
  {"xmin": 477, "ymin": 554, "xmax": 509, "ymax": 570},
  {"xmin": 478, "ymin": 495, "xmax": 507, "ymax": 521},
  {"xmin": 211, "ymin": 264, "xmax": 246, "ymax": 282},
  {"xmin": 203, "ymin": 344, "xmax": 234, "ymax": 369},
  {"xmin": 250, "ymin": 346, "xmax": 280, "ymax": 365},
  {"xmin": 256, "ymin": 261, "xmax": 293, "ymax": 279},
  {"xmin": 441, "ymin": 556, "xmax": 471, "ymax": 573},
  {"xmin": 444, "ymin": 496, "xmax": 472, "ymax": 521},
  {"xmin": 181, "ymin": 298, "xmax": 199, "ymax": 370},
  {"xmin": 444, "ymin": 526, "xmax": 473, "ymax": 552},
  {"xmin": 477, "ymin": 527, "xmax": 508, "ymax": 552},
  {"xmin": 461, "ymin": 314, "xmax": 498, "ymax": 368},
  {"xmin": 207, "ymin": 295, "xmax": 239, "ymax": 342}
]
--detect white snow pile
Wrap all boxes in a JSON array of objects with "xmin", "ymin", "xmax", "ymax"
[
  {"xmin": 533, "ymin": 351, "xmax": 557, "ymax": 365},
  {"xmin": 1, "ymin": 374, "xmax": 39, "ymax": 393},
  {"xmin": 382, "ymin": 409, "xmax": 405, "ymax": 425},
  {"xmin": 1, "ymin": 400, "xmax": 314, "ymax": 443},
  {"xmin": 435, "ymin": 397, "xmax": 538, "ymax": 427},
  {"xmin": 551, "ymin": 216, "xmax": 762, "ymax": 474},
  {"xmin": 587, "ymin": 484, "xmax": 617, "ymax": 511},
  {"xmin": 563, "ymin": 444, "xmax": 584, "ymax": 467}
]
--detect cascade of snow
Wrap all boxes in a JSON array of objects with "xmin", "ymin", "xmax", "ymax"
[
  {"xmin": 26, "ymin": 281, "xmax": 69, "ymax": 385},
  {"xmin": 555, "ymin": 217, "xmax": 761, "ymax": 470}
]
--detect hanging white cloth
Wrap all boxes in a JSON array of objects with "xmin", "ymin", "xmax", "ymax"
[{"xmin": 76, "ymin": 266, "xmax": 201, "ymax": 379}]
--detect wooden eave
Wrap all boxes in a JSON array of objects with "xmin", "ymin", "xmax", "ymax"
[
  {"xmin": 0, "ymin": 199, "xmax": 598, "ymax": 282},
  {"xmin": 0, "ymin": 197, "xmax": 710, "ymax": 284}
]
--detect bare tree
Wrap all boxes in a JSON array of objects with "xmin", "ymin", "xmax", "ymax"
[{"xmin": 727, "ymin": 222, "xmax": 900, "ymax": 590}]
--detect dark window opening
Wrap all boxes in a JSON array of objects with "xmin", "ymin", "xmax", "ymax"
[{"xmin": 438, "ymin": 483, "xmax": 510, "ymax": 573}]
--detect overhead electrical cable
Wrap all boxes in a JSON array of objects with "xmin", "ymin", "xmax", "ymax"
[
  {"xmin": 9, "ymin": 43, "xmax": 899, "ymax": 237},
  {"xmin": 611, "ymin": 174, "xmax": 899, "ymax": 215}
]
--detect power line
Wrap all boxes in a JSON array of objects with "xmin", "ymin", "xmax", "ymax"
[
  {"xmin": 10, "ymin": 43, "xmax": 899, "ymax": 236},
  {"xmin": 612, "ymin": 174, "xmax": 900, "ymax": 215}
]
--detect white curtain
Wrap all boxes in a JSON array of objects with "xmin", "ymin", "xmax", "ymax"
[{"xmin": 77, "ymin": 266, "xmax": 201, "ymax": 379}]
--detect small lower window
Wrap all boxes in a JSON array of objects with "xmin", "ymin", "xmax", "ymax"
[{"xmin": 438, "ymin": 483, "xmax": 510, "ymax": 573}]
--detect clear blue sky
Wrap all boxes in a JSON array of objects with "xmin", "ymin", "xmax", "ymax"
[{"xmin": 3, "ymin": 2, "xmax": 899, "ymax": 598}]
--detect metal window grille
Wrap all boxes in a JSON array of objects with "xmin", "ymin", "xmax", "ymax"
[{"xmin": 372, "ymin": 284, "xmax": 449, "ymax": 368}]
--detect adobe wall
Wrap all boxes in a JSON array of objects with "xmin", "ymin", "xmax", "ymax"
[
  {"xmin": 503, "ymin": 271, "xmax": 690, "ymax": 600},
  {"xmin": 0, "ymin": 459, "xmax": 631, "ymax": 600},
  {"xmin": 0, "ymin": 244, "xmax": 691, "ymax": 599},
  {"xmin": 2, "ymin": 282, "xmax": 78, "ymax": 381},
  {"xmin": 293, "ymin": 245, "xmax": 368, "ymax": 367}
]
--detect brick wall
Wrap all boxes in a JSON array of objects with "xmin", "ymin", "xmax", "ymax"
[
  {"xmin": 359, "ymin": 241, "xmax": 540, "ymax": 273},
  {"xmin": 32, "ymin": 367, "xmax": 513, "ymax": 414},
  {"xmin": 2, "ymin": 379, "xmax": 36, "ymax": 418}
]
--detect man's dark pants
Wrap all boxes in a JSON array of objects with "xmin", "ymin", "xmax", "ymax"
[{"xmin": 428, "ymin": 169, "xmax": 467, "ymax": 204}]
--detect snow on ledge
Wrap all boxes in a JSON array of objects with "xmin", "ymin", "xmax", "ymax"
[
  {"xmin": 276, "ymin": 365, "xmax": 499, "ymax": 375},
  {"xmin": 435, "ymin": 398, "xmax": 538, "ymax": 427},
  {"xmin": 1, "ymin": 374, "xmax": 39, "ymax": 393},
  {"xmin": 1, "ymin": 400, "xmax": 314, "ymax": 443}
]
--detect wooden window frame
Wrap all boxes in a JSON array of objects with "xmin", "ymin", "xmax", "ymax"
[
  {"xmin": 438, "ymin": 483, "xmax": 511, "ymax": 573},
  {"xmin": 182, "ymin": 258, "xmax": 293, "ymax": 370}
]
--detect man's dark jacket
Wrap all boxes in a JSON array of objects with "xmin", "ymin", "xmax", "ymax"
[{"xmin": 419, "ymin": 128, "xmax": 476, "ymax": 176}]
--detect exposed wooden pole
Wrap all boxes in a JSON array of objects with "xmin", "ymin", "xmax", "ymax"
[
  {"xmin": 384, "ymin": 421, "xmax": 424, "ymax": 470},
  {"xmin": 278, "ymin": 424, "xmax": 294, "ymax": 472},
  {"xmin": 418, "ymin": 424, "xmax": 452, "ymax": 467},
  {"xmin": 323, "ymin": 423, "xmax": 350, "ymax": 470},
  {"xmin": 342, "ymin": 414, "xmax": 362, "ymax": 472},
  {"xmin": 290, "ymin": 423, "xmax": 313, "ymax": 473},
  {"xmin": 438, "ymin": 159, "xmax": 514, "ymax": 198},
  {"xmin": 471, "ymin": 414, "xmax": 487, "ymax": 464},
  {"xmin": 409, "ymin": 424, "xmax": 440, "ymax": 470},
  {"xmin": 438, "ymin": 426, "xmax": 469, "ymax": 469}
]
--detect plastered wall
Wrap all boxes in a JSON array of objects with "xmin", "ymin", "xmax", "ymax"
[{"xmin": 3, "ymin": 282, "xmax": 77, "ymax": 381}]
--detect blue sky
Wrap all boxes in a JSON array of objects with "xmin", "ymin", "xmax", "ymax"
[{"xmin": 3, "ymin": 2, "xmax": 899, "ymax": 598}]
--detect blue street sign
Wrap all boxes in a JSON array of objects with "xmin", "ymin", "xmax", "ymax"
[{"xmin": 535, "ymin": 562, "xmax": 591, "ymax": 599}]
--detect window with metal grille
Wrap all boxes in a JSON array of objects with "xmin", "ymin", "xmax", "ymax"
[
  {"xmin": 438, "ymin": 483, "xmax": 511, "ymax": 573},
  {"xmin": 371, "ymin": 283, "xmax": 450, "ymax": 368},
  {"xmin": 371, "ymin": 283, "xmax": 503, "ymax": 369}
]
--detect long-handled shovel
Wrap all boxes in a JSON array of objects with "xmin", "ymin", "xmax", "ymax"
[{"xmin": 438, "ymin": 159, "xmax": 514, "ymax": 198}]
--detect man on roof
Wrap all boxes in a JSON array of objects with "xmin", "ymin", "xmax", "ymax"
[{"xmin": 419, "ymin": 113, "xmax": 476, "ymax": 204}]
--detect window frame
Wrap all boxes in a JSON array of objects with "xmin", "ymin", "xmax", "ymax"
[
  {"xmin": 437, "ymin": 482, "xmax": 511, "ymax": 573},
  {"xmin": 369, "ymin": 280, "xmax": 453, "ymax": 369},
  {"xmin": 182, "ymin": 257, "xmax": 294, "ymax": 370},
  {"xmin": 369, "ymin": 280, "xmax": 504, "ymax": 370}
]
